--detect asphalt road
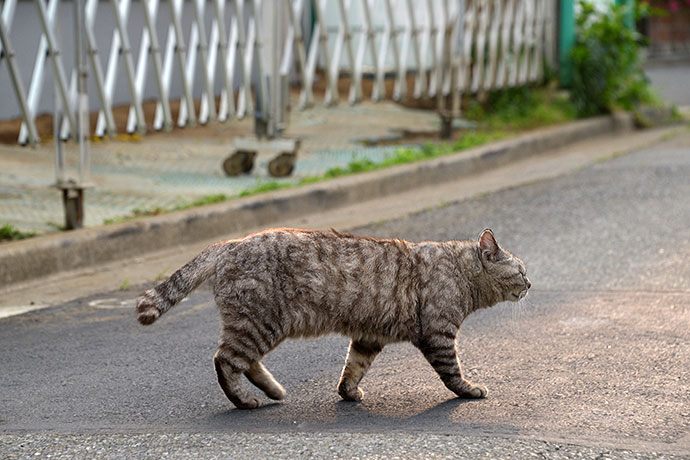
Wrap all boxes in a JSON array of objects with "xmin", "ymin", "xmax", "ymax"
[{"xmin": 1, "ymin": 130, "xmax": 689, "ymax": 459}]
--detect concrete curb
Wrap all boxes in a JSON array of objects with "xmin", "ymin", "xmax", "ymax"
[{"xmin": 0, "ymin": 114, "xmax": 633, "ymax": 287}]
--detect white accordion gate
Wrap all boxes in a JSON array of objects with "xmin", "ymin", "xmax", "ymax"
[
  {"xmin": 0, "ymin": 0, "xmax": 556, "ymax": 226},
  {"xmin": 1, "ymin": 0, "xmax": 557, "ymax": 144}
]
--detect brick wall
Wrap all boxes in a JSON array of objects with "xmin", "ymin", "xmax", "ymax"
[{"xmin": 645, "ymin": 6, "xmax": 690, "ymax": 57}]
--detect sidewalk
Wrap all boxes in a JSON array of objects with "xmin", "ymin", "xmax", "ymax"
[
  {"xmin": 2, "ymin": 59, "xmax": 686, "ymax": 236},
  {"xmin": 0, "ymin": 101, "xmax": 439, "ymax": 234}
]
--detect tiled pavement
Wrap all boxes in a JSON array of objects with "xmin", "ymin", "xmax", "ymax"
[{"xmin": 0, "ymin": 101, "xmax": 439, "ymax": 234}]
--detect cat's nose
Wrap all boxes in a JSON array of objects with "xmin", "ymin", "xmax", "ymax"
[{"xmin": 526, "ymin": 279, "xmax": 531, "ymax": 289}]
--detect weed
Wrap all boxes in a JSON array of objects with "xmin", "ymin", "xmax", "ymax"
[
  {"xmin": 119, "ymin": 279, "xmax": 130, "ymax": 290},
  {"xmin": 465, "ymin": 86, "xmax": 576, "ymax": 130},
  {"xmin": 0, "ymin": 223, "xmax": 36, "ymax": 241}
]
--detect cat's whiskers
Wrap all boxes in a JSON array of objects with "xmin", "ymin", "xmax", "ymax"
[
  {"xmin": 509, "ymin": 294, "xmax": 533, "ymax": 333},
  {"xmin": 518, "ymin": 295, "xmax": 534, "ymax": 317},
  {"xmin": 510, "ymin": 303, "xmax": 519, "ymax": 333}
]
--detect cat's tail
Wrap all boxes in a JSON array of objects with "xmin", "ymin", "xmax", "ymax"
[{"xmin": 136, "ymin": 241, "xmax": 226, "ymax": 325}]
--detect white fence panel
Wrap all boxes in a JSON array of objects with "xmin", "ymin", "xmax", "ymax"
[{"xmin": 0, "ymin": 0, "xmax": 556, "ymax": 145}]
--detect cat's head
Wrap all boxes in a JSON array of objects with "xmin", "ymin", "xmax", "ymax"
[{"xmin": 478, "ymin": 229, "xmax": 530, "ymax": 302}]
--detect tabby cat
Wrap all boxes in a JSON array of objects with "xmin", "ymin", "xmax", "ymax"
[{"xmin": 136, "ymin": 228, "xmax": 530, "ymax": 409}]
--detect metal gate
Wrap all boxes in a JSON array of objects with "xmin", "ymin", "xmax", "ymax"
[
  {"xmin": 0, "ymin": 0, "xmax": 556, "ymax": 227},
  {"xmin": 1, "ymin": 0, "xmax": 556, "ymax": 144}
]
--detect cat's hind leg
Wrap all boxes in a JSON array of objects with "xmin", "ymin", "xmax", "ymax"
[
  {"xmin": 214, "ymin": 309, "xmax": 287, "ymax": 409},
  {"xmin": 214, "ymin": 346, "xmax": 262, "ymax": 409},
  {"xmin": 246, "ymin": 361, "xmax": 286, "ymax": 400},
  {"xmin": 338, "ymin": 339, "xmax": 383, "ymax": 401},
  {"xmin": 418, "ymin": 329, "xmax": 487, "ymax": 399}
]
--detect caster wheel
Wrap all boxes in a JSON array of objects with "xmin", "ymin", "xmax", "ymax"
[
  {"xmin": 223, "ymin": 150, "xmax": 257, "ymax": 176},
  {"xmin": 268, "ymin": 152, "xmax": 296, "ymax": 177}
]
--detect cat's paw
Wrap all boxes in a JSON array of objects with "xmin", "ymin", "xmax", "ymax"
[
  {"xmin": 137, "ymin": 306, "xmax": 160, "ymax": 325},
  {"xmin": 338, "ymin": 383, "xmax": 364, "ymax": 402},
  {"xmin": 454, "ymin": 383, "xmax": 488, "ymax": 399},
  {"xmin": 450, "ymin": 380, "xmax": 489, "ymax": 399},
  {"xmin": 236, "ymin": 395, "xmax": 262, "ymax": 410},
  {"xmin": 265, "ymin": 385, "xmax": 286, "ymax": 401},
  {"xmin": 136, "ymin": 296, "xmax": 161, "ymax": 325}
]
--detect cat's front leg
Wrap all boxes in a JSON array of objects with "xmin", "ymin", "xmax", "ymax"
[
  {"xmin": 418, "ymin": 329, "xmax": 487, "ymax": 399},
  {"xmin": 338, "ymin": 339, "xmax": 384, "ymax": 401}
]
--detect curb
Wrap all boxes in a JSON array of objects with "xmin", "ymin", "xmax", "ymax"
[{"xmin": 0, "ymin": 114, "xmax": 633, "ymax": 287}]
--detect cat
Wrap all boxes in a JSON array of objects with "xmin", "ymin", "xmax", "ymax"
[{"xmin": 136, "ymin": 228, "xmax": 530, "ymax": 409}]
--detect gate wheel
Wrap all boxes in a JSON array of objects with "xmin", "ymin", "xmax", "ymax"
[
  {"xmin": 223, "ymin": 150, "xmax": 257, "ymax": 176},
  {"xmin": 268, "ymin": 152, "xmax": 297, "ymax": 177}
]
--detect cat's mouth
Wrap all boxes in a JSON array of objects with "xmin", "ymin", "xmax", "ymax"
[
  {"xmin": 512, "ymin": 277, "xmax": 531, "ymax": 301},
  {"xmin": 511, "ymin": 287, "xmax": 529, "ymax": 301}
]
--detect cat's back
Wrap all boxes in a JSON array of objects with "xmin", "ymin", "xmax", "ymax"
[
  {"xmin": 216, "ymin": 229, "xmax": 421, "ymax": 336},
  {"xmin": 225, "ymin": 228, "xmax": 413, "ymax": 282}
]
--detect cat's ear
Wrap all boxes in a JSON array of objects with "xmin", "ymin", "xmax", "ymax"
[{"xmin": 479, "ymin": 228, "xmax": 499, "ymax": 261}]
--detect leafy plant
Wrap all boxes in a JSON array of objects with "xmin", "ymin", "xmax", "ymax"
[
  {"xmin": 571, "ymin": 1, "xmax": 658, "ymax": 116},
  {"xmin": 0, "ymin": 223, "xmax": 36, "ymax": 241}
]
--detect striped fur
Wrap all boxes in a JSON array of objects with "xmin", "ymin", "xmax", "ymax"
[{"xmin": 136, "ymin": 228, "xmax": 529, "ymax": 409}]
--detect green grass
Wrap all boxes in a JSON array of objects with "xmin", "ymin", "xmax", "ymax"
[
  {"xmin": 0, "ymin": 223, "xmax": 36, "ymax": 241},
  {"xmin": 182, "ymin": 193, "xmax": 229, "ymax": 207},
  {"xmin": 238, "ymin": 181, "xmax": 293, "ymax": 197},
  {"xmin": 321, "ymin": 131, "xmax": 507, "ymax": 179},
  {"xmin": 465, "ymin": 86, "xmax": 576, "ymax": 130}
]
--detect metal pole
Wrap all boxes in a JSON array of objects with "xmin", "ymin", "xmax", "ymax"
[
  {"xmin": 36, "ymin": 0, "xmax": 78, "ymax": 138},
  {"xmin": 75, "ymin": 0, "xmax": 88, "ymax": 184},
  {"xmin": 57, "ymin": 0, "xmax": 89, "ymax": 230},
  {"xmin": 0, "ymin": 16, "xmax": 40, "ymax": 146},
  {"xmin": 558, "ymin": 0, "xmax": 575, "ymax": 87},
  {"xmin": 270, "ymin": 0, "xmax": 284, "ymax": 137},
  {"xmin": 54, "ymin": 86, "xmax": 64, "ymax": 184},
  {"xmin": 58, "ymin": 0, "xmax": 89, "ymax": 230},
  {"xmin": 142, "ymin": 0, "xmax": 172, "ymax": 131}
]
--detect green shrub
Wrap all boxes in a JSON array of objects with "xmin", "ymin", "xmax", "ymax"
[{"xmin": 571, "ymin": 1, "xmax": 657, "ymax": 116}]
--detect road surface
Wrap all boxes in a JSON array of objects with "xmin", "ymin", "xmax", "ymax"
[{"xmin": 1, "ymin": 129, "xmax": 689, "ymax": 459}]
